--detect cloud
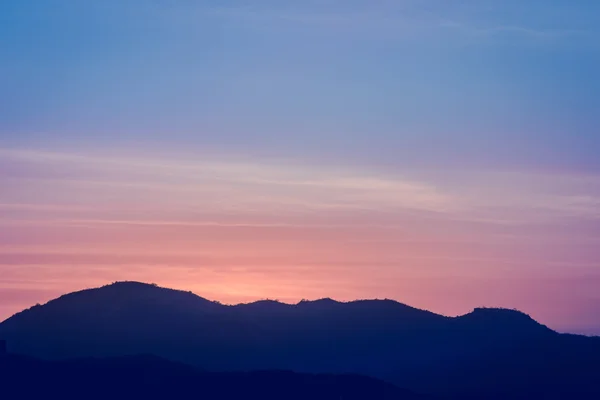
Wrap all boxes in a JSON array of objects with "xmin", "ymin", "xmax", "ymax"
[
  {"xmin": 0, "ymin": 147, "xmax": 453, "ymax": 214},
  {"xmin": 1, "ymin": 147, "xmax": 599, "ymax": 225},
  {"xmin": 168, "ymin": 2, "xmax": 595, "ymax": 43},
  {"xmin": 0, "ymin": 203, "xmax": 91, "ymax": 212},
  {"xmin": 439, "ymin": 20, "xmax": 586, "ymax": 39}
]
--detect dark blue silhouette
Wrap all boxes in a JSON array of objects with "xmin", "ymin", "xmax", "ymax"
[
  {"xmin": 1, "ymin": 282, "xmax": 599, "ymax": 399},
  {"xmin": 0, "ymin": 353, "xmax": 425, "ymax": 400}
]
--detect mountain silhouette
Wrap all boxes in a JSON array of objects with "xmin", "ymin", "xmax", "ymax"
[
  {"xmin": 0, "ymin": 353, "xmax": 425, "ymax": 400},
  {"xmin": 1, "ymin": 281, "xmax": 599, "ymax": 399}
]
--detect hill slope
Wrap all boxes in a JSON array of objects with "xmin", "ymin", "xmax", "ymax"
[{"xmin": 1, "ymin": 281, "xmax": 599, "ymax": 398}]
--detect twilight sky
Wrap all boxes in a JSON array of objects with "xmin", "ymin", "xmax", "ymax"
[{"xmin": 1, "ymin": 0, "xmax": 599, "ymax": 334}]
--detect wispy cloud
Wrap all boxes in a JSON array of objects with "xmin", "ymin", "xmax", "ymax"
[
  {"xmin": 166, "ymin": 3, "xmax": 595, "ymax": 42},
  {"xmin": 0, "ymin": 148, "xmax": 452, "ymax": 214},
  {"xmin": 0, "ymin": 203, "xmax": 92, "ymax": 212},
  {"xmin": 1, "ymin": 147, "xmax": 599, "ymax": 224},
  {"xmin": 439, "ymin": 20, "xmax": 587, "ymax": 39}
]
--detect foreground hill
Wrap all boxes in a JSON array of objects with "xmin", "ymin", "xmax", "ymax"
[
  {"xmin": 0, "ymin": 354, "xmax": 425, "ymax": 400},
  {"xmin": 1, "ymin": 281, "xmax": 600, "ymax": 398}
]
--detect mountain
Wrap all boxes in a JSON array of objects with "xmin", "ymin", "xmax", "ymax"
[
  {"xmin": 1, "ymin": 281, "xmax": 600, "ymax": 399},
  {"xmin": 0, "ymin": 354, "xmax": 426, "ymax": 400}
]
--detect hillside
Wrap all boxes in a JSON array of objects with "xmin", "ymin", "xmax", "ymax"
[{"xmin": 1, "ymin": 281, "xmax": 599, "ymax": 398}]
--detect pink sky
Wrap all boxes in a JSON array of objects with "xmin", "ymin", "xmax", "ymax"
[
  {"xmin": 1, "ymin": 147, "xmax": 599, "ymax": 334},
  {"xmin": 2, "ymin": 1, "xmax": 600, "ymax": 338}
]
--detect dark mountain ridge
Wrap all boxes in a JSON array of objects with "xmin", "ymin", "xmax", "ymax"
[
  {"xmin": 1, "ymin": 281, "xmax": 599, "ymax": 399},
  {"xmin": 1, "ymin": 281, "xmax": 541, "ymax": 327}
]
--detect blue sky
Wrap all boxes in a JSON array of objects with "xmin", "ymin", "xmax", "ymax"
[{"xmin": 2, "ymin": 0, "xmax": 599, "ymax": 170}]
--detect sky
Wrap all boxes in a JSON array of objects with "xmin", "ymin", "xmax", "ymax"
[{"xmin": 1, "ymin": 0, "xmax": 599, "ymax": 334}]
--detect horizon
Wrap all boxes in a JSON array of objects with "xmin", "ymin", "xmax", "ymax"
[{"xmin": 1, "ymin": 1, "xmax": 599, "ymax": 336}]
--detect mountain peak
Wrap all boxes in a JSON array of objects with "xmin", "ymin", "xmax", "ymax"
[
  {"xmin": 468, "ymin": 307, "xmax": 535, "ymax": 321},
  {"xmin": 234, "ymin": 299, "xmax": 291, "ymax": 312},
  {"xmin": 456, "ymin": 307, "xmax": 555, "ymax": 336},
  {"xmin": 1, "ymin": 281, "xmax": 215, "ymax": 327},
  {"xmin": 104, "ymin": 280, "xmax": 160, "ymax": 288},
  {"xmin": 298, "ymin": 298, "xmax": 341, "ymax": 306},
  {"xmin": 52, "ymin": 280, "xmax": 211, "ymax": 304}
]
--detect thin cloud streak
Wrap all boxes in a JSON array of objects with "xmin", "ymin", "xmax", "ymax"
[
  {"xmin": 0, "ymin": 147, "xmax": 454, "ymax": 214},
  {"xmin": 186, "ymin": 4, "xmax": 595, "ymax": 42},
  {"xmin": 0, "ymin": 203, "xmax": 92, "ymax": 212},
  {"xmin": 0, "ymin": 218, "xmax": 413, "ymax": 230},
  {"xmin": 439, "ymin": 20, "xmax": 588, "ymax": 39},
  {"xmin": 1, "ymin": 147, "xmax": 599, "ymax": 223}
]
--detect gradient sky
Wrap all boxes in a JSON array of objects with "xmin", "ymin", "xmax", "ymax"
[{"xmin": 1, "ymin": 1, "xmax": 599, "ymax": 334}]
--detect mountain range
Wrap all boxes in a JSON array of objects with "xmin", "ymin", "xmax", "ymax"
[{"xmin": 1, "ymin": 281, "xmax": 599, "ymax": 399}]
